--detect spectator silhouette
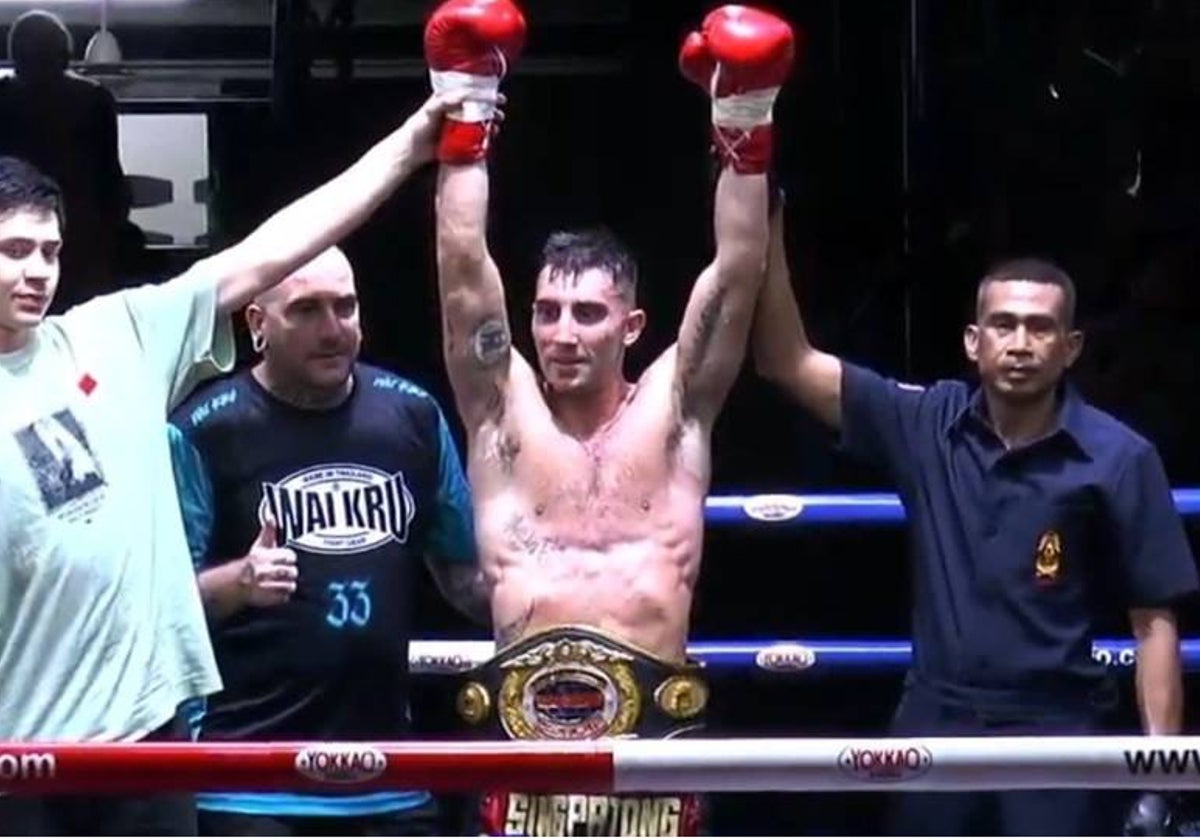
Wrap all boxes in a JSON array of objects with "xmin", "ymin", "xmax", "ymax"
[{"xmin": 0, "ymin": 9, "xmax": 130, "ymax": 311}]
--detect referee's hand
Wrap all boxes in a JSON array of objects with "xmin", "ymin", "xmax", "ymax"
[{"xmin": 238, "ymin": 516, "xmax": 298, "ymax": 607}]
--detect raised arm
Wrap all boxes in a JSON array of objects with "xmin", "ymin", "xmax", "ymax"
[
  {"xmin": 435, "ymin": 163, "xmax": 514, "ymax": 430},
  {"xmin": 751, "ymin": 196, "xmax": 844, "ymax": 429},
  {"xmin": 673, "ymin": 7, "xmax": 797, "ymax": 426},
  {"xmin": 191, "ymin": 93, "xmax": 459, "ymax": 317},
  {"xmin": 424, "ymin": 0, "xmax": 527, "ymax": 430}
]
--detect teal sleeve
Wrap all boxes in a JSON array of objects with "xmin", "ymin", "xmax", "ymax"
[
  {"xmin": 427, "ymin": 410, "xmax": 477, "ymax": 567},
  {"xmin": 168, "ymin": 423, "xmax": 215, "ymax": 570}
]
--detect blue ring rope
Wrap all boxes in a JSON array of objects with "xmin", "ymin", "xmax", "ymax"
[
  {"xmin": 704, "ymin": 488, "xmax": 1200, "ymax": 525},
  {"xmin": 408, "ymin": 638, "xmax": 1181, "ymax": 674},
  {"xmin": 686, "ymin": 638, "xmax": 1175, "ymax": 673},
  {"xmin": 649, "ymin": 491, "xmax": 1197, "ymax": 672},
  {"xmin": 691, "ymin": 491, "xmax": 1200, "ymax": 672},
  {"xmin": 411, "ymin": 491, "xmax": 1200, "ymax": 674}
]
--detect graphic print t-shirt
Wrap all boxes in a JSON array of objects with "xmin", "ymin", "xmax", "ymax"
[{"xmin": 171, "ymin": 364, "xmax": 474, "ymax": 741}]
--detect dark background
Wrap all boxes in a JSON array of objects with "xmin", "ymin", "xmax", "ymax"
[{"xmin": 17, "ymin": 0, "xmax": 1200, "ymax": 833}]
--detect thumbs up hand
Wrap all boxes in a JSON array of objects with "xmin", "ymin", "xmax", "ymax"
[{"xmin": 238, "ymin": 514, "xmax": 299, "ymax": 607}]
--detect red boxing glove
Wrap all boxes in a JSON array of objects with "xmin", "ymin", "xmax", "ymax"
[
  {"xmin": 424, "ymin": 0, "xmax": 526, "ymax": 164},
  {"xmin": 680, "ymin": 6, "xmax": 797, "ymax": 174}
]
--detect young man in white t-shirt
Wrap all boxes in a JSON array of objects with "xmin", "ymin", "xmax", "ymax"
[{"xmin": 0, "ymin": 91, "xmax": 465, "ymax": 835}]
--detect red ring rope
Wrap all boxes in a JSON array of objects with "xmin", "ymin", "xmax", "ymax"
[
  {"xmin": 0, "ymin": 742, "xmax": 614, "ymax": 795},
  {"xmin": 6, "ymin": 736, "xmax": 1200, "ymax": 795}
]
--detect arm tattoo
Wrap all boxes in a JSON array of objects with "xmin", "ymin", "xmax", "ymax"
[
  {"xmin": 472, "ymin": 317, "xmax": 511, "ymax": 368},
  {"xmin": 681, "ymin": 286, "xmax": 729, "ymax": 385},
  {"xmin": 485, "ymin": 383, "xmax": 505, "ymax": 420},
  {"xmin": 497, "ymin": 600, "xmax": 535, "ymax": 647}
]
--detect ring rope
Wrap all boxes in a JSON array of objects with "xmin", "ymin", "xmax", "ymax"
[
  {"xmin": 407, "ymin": 638, "xmax": 1185, "ymax": 674},
  {"xmin": 3, "ymin": 737, "xmax": 1200, "ymax": 794},
  {"xmin": 705, "ymin": 488, "xmax": 1200, "ymax": 525}
]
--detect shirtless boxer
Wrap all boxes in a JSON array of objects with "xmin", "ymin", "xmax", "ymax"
[{"xmin": 424, "ymin": 0, "xmax": 796, "ymax": 834}]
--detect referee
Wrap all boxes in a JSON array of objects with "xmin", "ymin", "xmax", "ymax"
[{"xmin": 751, "ymin": 197, "xmax": 1199, "ymax": 835}]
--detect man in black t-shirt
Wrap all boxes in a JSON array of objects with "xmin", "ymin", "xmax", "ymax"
[{"xmin": 171, "ymin": 246, "xmax": 485, "ymax": 836}]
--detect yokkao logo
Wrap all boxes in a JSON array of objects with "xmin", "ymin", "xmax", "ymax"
[
  {"xmin": 412, "ymin": 652, "xmax": 475, "ymax": 674},
  {"xmin": 260, "ymin": 463, "xmax": 415, "ymax": 555},
  {"xmin": 742, "ymin": 494, "xmax": 805, "ymax": 522},
  {"xmin": 838, "ymin": 744, "xmax": 933, "ymax": 782},
  {"xmin": 295, "ymin": 745, "xmax": 387, "ymax": 784},
  {"xmin": 755, "ymin": 643, "xmax": 817, "ymax": 672}
]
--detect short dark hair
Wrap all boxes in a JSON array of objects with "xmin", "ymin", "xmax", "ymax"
[
  {"xmin": 540, "ymin": 228, "xmax": 637, "ymax": 303},
  {"xmin": 0, "ymin": 157, "xmax": 64, "ymax": 225},
  {"xmin": 976, "ymin": 257, "xmax": 1076, "ymax": 326}
]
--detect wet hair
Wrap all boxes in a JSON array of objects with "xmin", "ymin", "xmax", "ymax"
[
  {"xmin": 0, "ymin": 157, "xmax": 64, "ymax": 225},
  {"xmin": 976, "ymin": 257, "xmax": 1076, "ymax": 327},
  {"xmin": 8, "ymin": 10, "xmax": 73, "ymax": 76},
  {"xmin": 540, "ymin": 228, "xmax": 637, "ymax": 304}
]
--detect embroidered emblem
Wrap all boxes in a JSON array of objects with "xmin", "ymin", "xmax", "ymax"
[{"xmin": 1035, "ymin": 530, "xmax": 1063, "ymax": 585}]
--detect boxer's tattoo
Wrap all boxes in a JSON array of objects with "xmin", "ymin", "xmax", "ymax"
[
  {"xmin": 485, "ymin": 382, "xmax": 505, "ymax": 420},
  {"xmin": 443, "ymin": 319, "xmax": 460, "ymax": 357},
  {"xmin": 472, "ymin": 317, "xmax": 510, "ymax": 368},
  {"xmin": 694, "ymin": 287, "xmax": 727, "ymax": 361},
  {"xmin": 681, "ymin": 287, "xmax": 728, "ymax": 388},
  {"xmin": 497, "ymin": 600, "xmax": 535, "ymax": 647},
  {"xmin": 504, "ymin": 514, "xmax": 564, "ymax": 563}
]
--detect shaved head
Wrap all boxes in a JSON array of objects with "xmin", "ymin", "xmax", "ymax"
[
  {"xmin": 255, "ymin": 246, "xmax": 355, "ymax": 309},
  {"xmin": 244, "ymin": 244, "xmax": 362, "ymax": 404}
]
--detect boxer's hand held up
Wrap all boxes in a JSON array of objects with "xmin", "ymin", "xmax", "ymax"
[{"xmin": 424, "ymin": 0, "xmax": 526, "ymax": 164}]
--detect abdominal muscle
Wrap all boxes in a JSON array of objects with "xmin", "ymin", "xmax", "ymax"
[{"xmin": 482, "ymin": 499, "xmax": 702, "ymax": 663}]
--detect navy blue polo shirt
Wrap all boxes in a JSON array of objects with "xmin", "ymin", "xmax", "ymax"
[{"xmin": 841, "ymin": 362, "xmax": 1198, "ymax": 692}]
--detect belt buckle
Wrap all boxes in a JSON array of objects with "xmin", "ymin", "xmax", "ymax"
[
  {"xmin": 498, "ymin": 636, "xmax": 642, "ymax": 740},
  {"xmin": 654, "ymin": 673, "xmax": 708, "ymax": 720}
]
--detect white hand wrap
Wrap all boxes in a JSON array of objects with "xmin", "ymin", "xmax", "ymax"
[
  {"xmin": 429, "ymin": 70, "xmax": 502, "ymax": 122},
  {"xmin": 711, "ymin": 86, "xmax": 780, "ymax": 128}
]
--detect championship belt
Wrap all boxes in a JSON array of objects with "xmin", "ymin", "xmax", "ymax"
[{"xmin": 455, "ymin": 625, "xmax": 708, "ymax": 741}]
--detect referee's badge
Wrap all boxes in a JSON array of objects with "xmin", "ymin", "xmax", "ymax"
[{"xmin": 1034, "ymin": 530, "xmax": 1063, "ymax": 586}]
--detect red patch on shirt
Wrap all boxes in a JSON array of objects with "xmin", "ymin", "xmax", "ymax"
[{"xmin": 78, "ymin": 373, "xmax": 97, "ymax": 396}]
